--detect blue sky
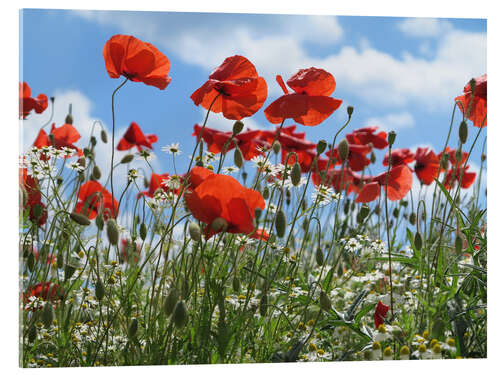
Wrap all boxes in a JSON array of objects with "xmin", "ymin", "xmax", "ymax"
[{"xmin": 20, "ymin": 9, "xmax": 487, "ymax": 187}]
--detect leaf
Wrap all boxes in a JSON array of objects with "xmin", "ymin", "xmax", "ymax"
[{"xmin": 355, "ymin": 302, "xmax": 376, "ymax": 327}]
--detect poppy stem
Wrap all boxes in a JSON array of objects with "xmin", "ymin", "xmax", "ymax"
[{"xmin": 109, "ymin": 78, "xmax": 128, "ymax": 218}]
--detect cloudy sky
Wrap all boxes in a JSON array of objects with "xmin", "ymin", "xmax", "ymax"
[{"xmin": 20, "ymin": 9, "xmax": 486, "ymax": 185}]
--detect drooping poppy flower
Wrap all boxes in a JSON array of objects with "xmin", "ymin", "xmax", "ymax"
[
  {"xmin": 383, "ymin": 148, "xmax": 415, "ymax": 167},
  {"xmin": 355, "ymin": 165, "xmax": 413, "ymax": 203},
  {"xmin": 117, "ymin": 122, "xmax": 158, "ymax": 152},
  {"xmin": 75, "ymin": 180, "xmax": 118, "ymax": 219},
  {"xmin": 455, "ymin": 74, "xmax": 487, "ymax": 128},
  {"xmin": 19, "ymin": 82, "xmax": 48, "ymax": 119},
  {"xmin": 184, "ymin": 170, "xmax": 265, "ymax": 238},
  {"xmin": 33, "ymin": 123, "xmax": 83, "ymax": 157},
  {"xmin": 139, "ymin": 173, "xmax": 171, "ymax": 198},
  {"xmin": 326, "ymin": 143, "xmax": 372, "ymax": 172},
  {"xmin": 346, "ymin": 126, "xmax": 388, "ymax": 149},
  {"xmin": 414, "ymin": 147, "xmax": 440, "ymax": 185},
  {"xmin": 444, "ymin": 165, "xmax": 476, "ymax": 190},
  {"xmin": 103, "ymin": 34, "xmax": 172, "ymax": 90},
  {"xmin": 191, "ymin": 55, "xmax": 268, "ymax": 120},
  {"xmin": 264, "ymin": 68, "xmax": 342, "ymax": 126},
  {"xmin": 120, "ymin": 238, "xmax": 141, "ymax": 264},
  {"xmin": 374, "ymin": 301, "xmax": 390, "ymax": 328}
]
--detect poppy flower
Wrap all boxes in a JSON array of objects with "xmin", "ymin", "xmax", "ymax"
[
  {"xmin": 251, "ymin": 228, "xmax": 270, "ymax": 242},
  {"xmin": 346, "ymin": 126, "xmax": 388, "ymax": 149},
  {"xmin": 191, "ymin": 55, "xmax": 268, "ymax": 120},
  {"xmin": 139, "ymin": 173, "xmax": 171, "ymax": 198},
  {"xmin": 185, "ymin": 166, "xmax": 215, "ymax": 190},
  {"xmin": 455, "ymin": 74, "xmax": 487, "ymax": 128},
  {"xmin": 24, "ymin": 282, "xmax": 63, "ymax": 303},
  {"xmin": 326, "ymin": 143, "xmax": 372, "ymax": 172},
  {"xmin": 75, "ymin": 180, "xmax": 118, "ymax": 219},
  {"xmin": 313, "ymin": 167, "xmax": 356, "ymax": 194},
  {"xmin": 444, "ymin": 165, "xmax": 476, "ymax": 190},
  {"xmin": 383, "ymin": 148, "xmax": 415, "ymax": 167},
  {"xmin": 264, "ymin": 68, "xmax": 342, "ymax": 126},
  {"xmin": 33, "ymin": 123, "xmax": 83, "ymax": 157},
  {"xmin": 355, "ymin": 165, "xmax": 413, "ymax": 203},
  {"xmin": 19, "ymin": 82, "xmax": 48, "ymax": 119},
  {"xmin": 117, "ymin": 122, "xmax": 158, "ymax": 152},
  {"xmin": 414, "ymin": 147, "xmax": 440, "ymax": 185},
  {"xmin": 184, "ymin": 170, "xmax": 265, "ymax": 238},
  {"xmin": 374, "ymin": 301, "xmax": 390, "ymax": 328},
  {"xmin": 20, "ymin": 167, "xmax": 47, "ymax": 225},
  {"xmin": 103, "ymin": 34, "xmax": 172, "ymax": 90}
]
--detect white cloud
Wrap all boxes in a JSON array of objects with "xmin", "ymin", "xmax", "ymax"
[
  {"xmin": 398, "ymin": 18, "xmax": 452, "ymax": 38},
  {"xmin": 365, "ymin": 111, "xmax": 416, "ymax": 132}
]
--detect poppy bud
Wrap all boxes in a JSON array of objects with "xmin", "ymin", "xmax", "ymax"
[
  {"xmin": 164, "ymin": 288, "xmax": 178, "ymax": 316},
  {"xmin": 455, "ymin": 149, "xmax": 462, "ymax": 164},
  {"xmin": 65, "ymin": 113, "xmax": 73, "ymax": 125},
  {"xmin": 272, "ymin": 141, "xmax": 281, "ymax": 154},
  {"xmin": 77, "ymin": 157, "xmax": 86, "ymax": 168},
  {"xmin": 234, "ymin": 146, "xmax": 244, "ymax": 168},
  {"xmin": 347, "ymin": 105, "xmax": 354, "ymax": 117},
  {"xmin": 388, "ymin": 131, "xmax": 396, "ymax": 147},
  {"xmin": 259, "ymin": 293, "xmax": 268, "ymax": 317},
  {"xmin": 188, "ymin": 222, "xmax": 201, "ymax": 242},
  {"xmin": 195, "ymin": 160, "xmax": 204, "ymax": 167},
  {"xmin": 440, "ymin": 153, "xmax": 449, "ymax": 170},
  {"xmin": 414, "ymin": 231, "xmax": 423, "ymax": 251},
  {"xmin": 181, "ymin": 278, "xmax": 189, "ymax": 299},
  {"xmin": 455, "ymin": 234, "xmax": 463, "ymax": 254},
  {"xmin": 393, "ymin": 207, "xmax": 400, "ymax": 218},
  {"xmin": 315, "ymin": 248, "xmax": 324, "ymax": 266},
  {"xmin": 343, "ymin": 199, "xmax": 350, "ymax": 215},
  {"xmin": 42, "ymin": 302, "xmax": 54, "ymax": 328},
  {"xmin": 128, "ymin": 318, "xmax": 138, "ymax": 338},
  {"xmin": 48, "ymin": 133, "xmax": 55, "ymax": 146},
  {"xmin": 232, "ymin": 275, "xmax": 241, "ymax": 293},
  {"xmin": 291, "ymin": 162, "xmax": 301, "ymax": 186},
  {"xmin": 106, "ymin": 219, "xmax": 119, "ymax": 246},
  {"xmin": 172, "ymin": 300, "xmax": 188, "ymax": 329},
  {"xmin": 92, "ymin": 165, "xmax": 101, "ymax": 180},
  {"xmin": 481, "ymin": 154, "xmax": 486, "ymax": 162},
  {"xmin": 338, "ymin": 139, "xmax": 349, "ymax": 162},
  {"xmin": 316, "ymin": 140, "xmax": 327, "ymax": 155},
  {"xmin": 370, "ymin": 152, "xmax": 376, "ymax": 164},
  {"xmin": 232, "ymin": 120, "xmax": 244, "ymax": 135},
  {"xmin": 409, "ymin": 212, "xmax": 416, "ymax": 225},
  {"xmin": 255, "ymin": 207, "xmax": 262, "ymax": 220},
  {"xmin": 70, "ymin": 212, "xmax": 91, "ymax": 226},
  {"xmin": 359, "ymin": 205, "xmax": 370, "ymax": 220},
  {"xmin": 139, "ymin": 222, "xmax": 147, "ymax": 241},
  {"xmin": 275, "ymin": 209, "xmax": 286, "ymax": 238},
  {"xmin": 469, "ymin": 77, "xmax": 476, "ymax": 92},
  {"xmin": 27, "ymin": 252, "xmax": 35, "ymax": 272},
  {"xmin": 95, "ymin": 279, "xmax": 105, "ymax": 301},
  {"xmin": 28, "ymin": 324, "xmax": 37, "ymax": 343},
  {"xmin": 100, "ymin": 129, "xmax": 108, "ymax": 144},
  {"xmin": 211, "ymin": 217, "xmax": 228, "ymax": 233},
  {"xmin": 95, "ymin": 213, "xmax": 104, "ymax": 231},
  {"xmin": 459, "ymin": 121, "xmax": 468, "ymax": 144},
  {"xmin": 121, "ymin": 154, "xmax": 134, "ymax": 164},
  {"xmin": 90, "ymin": 136, "xmax": 97, "ymax": 147},
  {"xmin": 262, "ymin": 186, "xmax": 270, "ymax": 200},
  {"xmin": 320, "ymin": 291, "xmax": 332, "ymax": 311}
]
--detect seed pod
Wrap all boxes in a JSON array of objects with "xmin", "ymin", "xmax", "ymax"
[
  {"xmin": 315, "ymin": 248, "xmax": 324, "ymax": 266},
  {"xmin": 164, "ymin": 288, "xmax": 179, "ymax": 316},
  {"xmin": 95, "ymin": 279, "xmax": 105, "ymax": 301},
  {"xmin": 347, "ymin": 105, "xmax": 354, "ymax": 116},
  {"xmin": 272, "ymin": 141, "xmax": 281, "ymax": 154},
  {"xmin": 459, "ymin": 121, "xmax": 468, "ymax": 144},
  {"xmin": 316, "ymin": 140, "xmax": 327, "ymax": 155},
  {"xmin": 259, "ymin": 293, "xmax": 268, "ymax": 317},
  {"xmin": 409, "ymin": 212, "xmax": 416, "ymax": 225},
  {"xmin": 42, "ymin": 302, "xmax": 54, "ymax": 328},
  {"xmin": 28, "ymin": 324, "xmax": 37, "ymax": 343},
  {"xmin": 140, "ymin": 222, "xmax": 147, "ymax": 241},
  {"xmin": 70, "ymin": 212, "xmax": 91, "ymax": 226},
  {"xmin": 262, "ymin": 186, "xmax": 270, "ymax": 200},
  {"xmin": 414, "ymin": 232, "xmax": 423, "ymax": 251},
  {"xmin": 92, "ymin": 165, "xmax": 101, "ymax": 180},
  {"xmin": 234, "ymin": 146, "xmax": 243, "ymax": 168},
  {"xmin": 275, "ymin": 209, "xmax": 286, "ymax": 238},
  {"xmin": 320, "ymin": 291, "xmax": 332, "ymax": 311},
  {"xmin": 128, "ymin": 318, "xmax": 138, "ymax": 338},
  {"xmin": 121, "ymin": 154, "xmax": 134, "ymax": 164},
  {"xmin": 188, "ymin": 222, "xmax": 201, "ymax": 242},
  {"xmin": 291, "ymin": 162, "xmax": 301, "ymax": 186},
  {"xmin": 100, "ymin": 129, "xmax": 108, "ymax": 143},
  {"xmin": 172, "ymin": 301, "xmax": 188, "ymax": 329},
  {"xmin": 90, "ymin": 136, "xmax": 97, "ymax": 147},
  {"xmin": 388, "ymin": 131, "xmax": 396, "ymax": 146},
  {"xmin": 338, "ymin": 139, "xmax": 349, "ymax": 162},
  {"xmin": 232, "ymin": 120, "xmax": 244, "ymax": 135},
  {"xmin": 370, "ymin": 152, "xmax": 376, "ymax": 164},
  {"xmin": 232, "ymin": 276, "xmax": 241, "ymax": 293},
  {"xmin": 95, "ymin": 213, "xmax": 104, "ymax": 231},
  {"xmin": 106, "ymin": 219, "xmax": 119, "ymax": 245}
]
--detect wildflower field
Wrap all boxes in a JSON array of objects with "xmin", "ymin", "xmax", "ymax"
[{"xmin": 19, "ymin": 28, "xmax": 487, "ymax": 367}]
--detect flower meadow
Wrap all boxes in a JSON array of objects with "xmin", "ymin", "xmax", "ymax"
[{"xmin": 19, "ymin": 33, "xmax": 487, "ymax": 367}]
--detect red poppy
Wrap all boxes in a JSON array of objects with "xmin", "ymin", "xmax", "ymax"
[
  {"xmin": 444, "ymin": 165, "xmax": 476, "ymax": 190},
  {"xmin": 24, "ymin": 282, "xmax": 63, "ymax": 303},
  {"xmin": 438, "ymin": 147, "xmax": 469, "ymax": 167},
  {"xmin": 120, "ymin": 238, "xmax": 141, "ymax": 264},
  {"xmin": 139, "ymin": 173, "xmax": 171, "ymax": 198},
  {"xmin": 374, "ymin": 301, "xmax": 390, "ymax": 328},
  {"xmin": 30, "ymin": 248, "xmax": 56, "ymax": 265},
  {"xmin": 346, "ymin": 126, "xmax": 388, "ymax": 149},
  {"xmin": 20, "ymin": 167, "xmax": 47, "ymax": 226},
  {"xmin": 326, "ymin": 143, "xmax": 372, "ymax": 172},
  {"xmin": 184, "ymin": 170, "xmax": 265, "ymax": 238},
  {"xmin": 414, "ymin": 147, "xmax": 440, "ymax": 185},
  {"xmin": 383, "ymin": 148, "xmax": 415, "ymax": 167},
  {"xmin": 33, "ymin": 123, "xmax": 83, "ymax": 157},
  {"xmin": 19, "ymin": 82, "xmax": 48, "ymax": 119},
  {"xmin": 191, "ymin": 55, "xmax": 268, "ymax": 120},
  {"xmin": 355, "ymin": 165, "xmax": 413, "ymax": 203},
  {"xmin": 264, "ymin": 68, "xmax": 342, "ymax": 126},
  {"xmin": 185, "ymin": 166, "xmax": 215, "ymax": 190},
  {"xmin": 75, "ymin": 181, "xmax": 118, "ymax": 219},
  {"xmin": 251, "ymin": 228, "xmax": 270, "ymax": 242},
  {"xmin": 103, "ymin": 34, "xmax": 171, "ymax": 90},
  {"xmin": 313, "ymin": 167, "xmax": 356, "ymax": 194},
  {"xmin": 117, "ymin": 122, "xmax": 158, "ymax": 152},
  {"xmin": 455, "ymin": 74, "xmax": 487, "ymax": 128}
]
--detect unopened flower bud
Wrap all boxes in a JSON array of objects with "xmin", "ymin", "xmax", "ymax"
[
  {"xmin": 409, "ymin": 212, "xmax": 416, "ymax": 225},
  {"xmin": 100, "ymin": 129, "xmax": 108, "ymax": 143},
  {"xmin": 188, "ymin": 222, "xmax": 201, "ymax": 242},
  {"xmin": 42, "ymin": 302, "xmax": 54, "ymax": 328},
  {"xmin": 106, "ymin": 219, "xmax": 119, "ymax": 245},
  {"xmin": 211, "ymin": 217, "xmax": 228, "ymax": 233},
  {"xmin": 455, "ymin": 149, "xmax": 462, "ymax": 164},
  {"xmin": 316, "ymin": 140, "xmax": 327, "ymax": 155},
  {"xmin": 481, "ymin": 154, "xmax": 486, "ymax": 162},
  {"xmin": 440, "ymin": 153, "xmax": 449, "ymax": 170},
  {"xmin": 92, "ymin": 165, "xmax": 101, "ymax": 180},
  {"xmin": 359, "ymin": 204, "xmax": 370, "ymax": 220},
  {"xmin": 233, "ymin": 276, "xmax": 241, "ymax": 293},
  {"xmin": 164, "ymin": 288, "xmax": 179, "ymax": 316},
  {"xmin": 291, "ymin": 162, "xmax": 302, "ymax": 186},
  {"xmin": 338, "ymin": 139, "xmax": 349, "ymax": 162},
  {"xmin": 90, "ymin": 136, "xmax": 97, "ymax": 147},
  {"xmin": 320, "ymin": 290, "xmax": 332, "ymax": 311},
  {"xmin": 347, "ymin": 105, "xmax": 354, "ymax": 117},
  {"xmin": 414, "ymin": 231, "xmax": 423, "ymax": 251},
  {"xmin": 370, "ymin": 152, "xmax": 376, "ymax": 164},
  {"xmin": 128, "ymin": 318, "xmax": 138, "ymax": 338},
  {"xmin": 259, "ymin": 293, "xmax": 268, "ymax": 316},
  {"xmin": 459, "ymin": 120, "xmax": 468, "ymax": 144},
  {"xmin": 70, "ymin": 211, "xmax": 91, "ymax": 226},
  {"xmin": 121, "ymin": 154, "xmax": 134, "ymax": 164},
  {"xmin": 232, "ymin": 120, "xmax": 244, "ymax": 135},
  {"xmin": 139, "ymin": 222, "xmax": 147, "ymax": 241},
  {"xmin": 65, "ymin": 113, "xmax": 73, "ymax": 125},
  {"xmin": 315, "ymin": 247, "xmax": 324, "ymax": 266},
  {"xmin": 262, "ymin": 186, "xmax": 270, "ymax": 200},
  {"xmin": 388, "ymin": 131, "xmax": 396, "ymax": 146},
  {"xmin": 272, "ymin": 141, "xmax": 281, "ymax": 154},
  {"xmin": 172, "ymin": 300, "xmax": 188, "ymax": 329},
  {"xmin": 234, "ymin": 146, "xmax": 243, "ymax": 168},
  {"xmin": 95, "ymin": 279, "xmax": 105, "ymax": 301},
  {"xmin": 95, "ymin": 213, "xmax": 104, "ymax": 231},
  {"xmin": 275, "ymin": 209, "xmax": 286, "ymax": 237}
]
